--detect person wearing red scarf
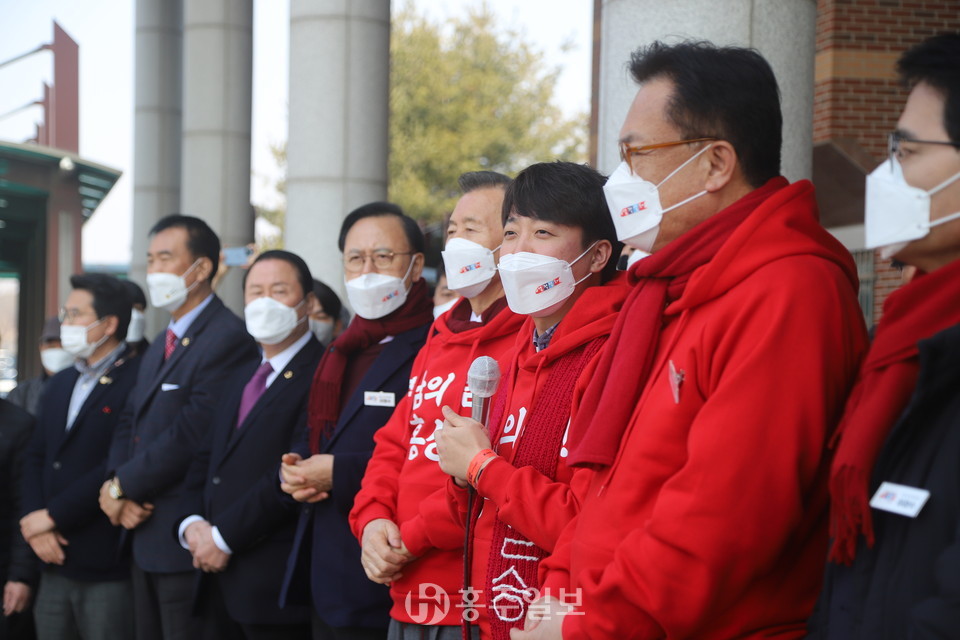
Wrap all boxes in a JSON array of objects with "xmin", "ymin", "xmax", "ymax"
[
  {"xmin": 348, "ymin": 172, "xmax": 527, "ymax": 640},
  {"xmin": 512, "ymin": 42, "xmax": 868, "ymax": 640},
  {"xmin": 807, "ymin": 34, "xmax": 960, "ymax": 640},
  {"xmin": 277, "ymin": 203, "xmax": 434, "ymax": 640},
  {"xmin": 434, "ymin": 162, "xmax": 628, "ymax": 640}
]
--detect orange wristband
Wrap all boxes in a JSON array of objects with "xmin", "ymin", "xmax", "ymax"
[{"xmin": 467, "ymin": 449, "xmax": 498, "ymax": 489}]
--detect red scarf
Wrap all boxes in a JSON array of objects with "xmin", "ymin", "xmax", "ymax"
[
  {"xmin": 485, "ymin": 337, "xmax": 606, "ymax": 639},
  {"xmin": 566, "ymin": 178, "xmax": 787, "ymax": 468},
  {"xmin": 828, "ymin": 257, "xmax": 960, "ymax": 564},
  {"xmin": 307, "ymin": 279, "xmax": 433, "ymax": 453}
]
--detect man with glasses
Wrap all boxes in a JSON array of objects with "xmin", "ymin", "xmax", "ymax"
[
  {"xmin": 279, "ymin": 203, "xmax": 434, "ymax": 640},
  {"xmin": 20, "ymin": 273, "xmax": 140, "ymax": 639},
  {"xmin": 513, "ymin": 41, "xmax": 868, "ymax": 639},
  {"xmin": 808, "ymin": 33, "xmax": 960, "ymax": 640}
]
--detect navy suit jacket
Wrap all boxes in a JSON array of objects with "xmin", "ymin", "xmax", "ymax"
[
  {"xmin": 109, "ymin": 295, "xmax": 258, "ymax": 573},
  {"xmin": 1, "ymin": 399, "xmax": 37, "ymax": 587},
  {"xmin": 22, "ymin": 347, "xmax": 141, "ymax": 581},
  {"xmin": 179, "ymin": 335, "xmax": 322, "ymax": 625},
  {"xmin": 281, "ymin": 323, "xmax": 430, "ymax": 629}
]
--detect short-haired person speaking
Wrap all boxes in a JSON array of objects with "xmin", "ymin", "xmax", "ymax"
[{"xmin": 511, "ymin": 41, "xmax": 868, "ymax": 640}]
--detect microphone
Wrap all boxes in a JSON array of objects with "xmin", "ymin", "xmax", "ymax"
[{"xmin": 467, "ymin": 356, "xmax": 501, "ymax": 434}]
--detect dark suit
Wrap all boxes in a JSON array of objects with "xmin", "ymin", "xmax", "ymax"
[
  {"xmin": 0, "ymin": 399, "xmax": 37, "ymax": 640},
  {"xmin": 179, "ymin": 335, "xmax": 322, "ymax": 634},
  {"xmin": 281, "ymin": 324, "xmax": 430, "ymax": 633},
  {"xmin": 108, "ymin": 295, "xmax": 258, "ymax": 640},
  {"xmin": 22, "ymin": 349, "xmax": 140, "ymax": 581}
]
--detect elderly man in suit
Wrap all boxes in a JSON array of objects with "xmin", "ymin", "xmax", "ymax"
[
  {"xmin": 20, "ymin": 273, "xmax": 141, "ymax": 639},
  {"xmin": 279, "ymin": 203, "xmax": 434, "ymax": 640},
  {"xmin": 100, "ymin": 214, "xmax": 258, "ymax": 640},
  {"xmin": 177, "ymin": 250, "xmax": 323, "ymax": 640}
]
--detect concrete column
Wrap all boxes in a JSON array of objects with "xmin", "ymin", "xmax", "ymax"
[
  {"xmin": 285, "ymin": 0, "xmax": 390, "ymax": 296},
  {"xmin": 597, "ymin": 0, "xmax": 816, "ymax": 182},
  {"xmin": 132, "ymin": 0, "xmax": 183, "ymax": 334},
  {"xmin": 181, "ymin": 0, "xmax": 253, "ymax": 314}
]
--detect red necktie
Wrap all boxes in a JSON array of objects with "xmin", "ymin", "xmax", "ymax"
[{"xmin": 164, "ymin": 329, "xmax": 177, "ymax": 360}]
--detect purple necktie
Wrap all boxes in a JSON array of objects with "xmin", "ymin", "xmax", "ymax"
[{"xmin": 236, "ymin": 362, "xmax": 273, "ymax": 428}]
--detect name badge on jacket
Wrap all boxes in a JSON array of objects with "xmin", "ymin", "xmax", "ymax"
[
  {"xmin": 364, "ymin": 391, "xmax": 395, "ymax": 407},
  {"xmin": 870, "ymin": 481, "xmax": 930, "ymax": 518}
]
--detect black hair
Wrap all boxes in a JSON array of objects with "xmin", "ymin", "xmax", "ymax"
[
  {"xmin": 121, "ymin": 279, "xmax": 147, "ymax": 309},
  {"xmin": 149, "ymin": 214, "xmax": 221, "ymax": 283},
  {"xmin": 337, "ymin": 202, "xmax": 425, "ymax": 254},
  {"xmin": 898, "ymin": 33, "xmax": 960, "ymax": 146},
  {"xmin": 629, "ymin": 40, "xmax": 782, "ymax": 188},
  {"xmin": 243, "ymin": 250, "xmax": 313, "ymax": 299},
  {"xmin": 458, "ymin": 171, "xmax": 512, "ymax": 194},
  {"xmin": 502, "ymin": 161, "xmax": 622, "ymax": 282},
  {"xmin": 312, "ymin": 279, "xmax": 343, "ymax": 320},
  {"xmin": 69, "ymin": 273, "xmax": 132, "ymax": 340}
]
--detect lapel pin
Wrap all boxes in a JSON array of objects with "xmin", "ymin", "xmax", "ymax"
[
  {"xmin": 283, "ymin": 370, "xmax": 293, "ymax": 379},
  {"xmin": 181, "ymin": 337, "xmax": 191, "ymax": 347},
  {"xmin": 668, "ymin": 360, "xmax": 684, "ymax": 405},
  {"xmin": 99, "ymin": 376, "xmax": 113, "ymax": 385},
  {"xmin": 102, "ymin": 406, "xmax": 112, "ymax": 414}
]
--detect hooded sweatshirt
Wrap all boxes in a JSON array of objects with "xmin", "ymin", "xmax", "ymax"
[
  {"xmin": 349, "ymin": 297, "xmax": 525, "ymax": 626},
  {"xmin": 454, "ymin": 276, "xmax": 630, "ymax": 638},
  {"xmin": 540, "ymin": 179, "xmax": 868, "ymax": 639}
]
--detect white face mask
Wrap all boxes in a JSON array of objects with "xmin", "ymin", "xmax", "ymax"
[
  {"xmin": 60, "ymin": 319, "xmax": 109, "ymax": 360},
  {"xmin": 865, "ymin": 156, "xmax": 960, "ymax": 260},
  {"xmin": 433, "ymin": 297, "xmax": 459, "ymax": 319},
  {"xmin": 245, "ymin": 296, "xmax": 305, "ymax": 345},
  {"xmin": 309, "ymin": 317, "xmax": 335, "ymax": 345},
  {"xmin": 603, "ymin": 145, "xmax": 713, "ymax": 252},
  {"xmin": 344, "ymin": 256, "xmax": 416, "ymax": 320},
  {"xmin": 146, "ymin": 259, "xmax": 201, "ymax": 313},
  {"xmin": 40, "ymin": 348, "xmax": 75, "ymax": 374},
  {"xmin": 441, "ymin": 237, "xmax": 500, "ymax": 299},
  {"xmin": 126, "ymin": 309, "xmax": 146, "ymax": 343},
  {"xmin": 497, "ymin": 242, "xmax": 597, "ymax": 317}
]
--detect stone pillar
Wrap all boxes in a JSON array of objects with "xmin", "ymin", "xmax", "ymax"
[
  {"xmin": 597, "ymin": 0, "xmax": 816, "ymax": 182},
  {"xmin": 132, "ymin": 0, "xmax": 183, "ymax": 334},
  {"xmin": 285, "ymin": 0, "xmax": 391, "ymax": 296},
  {"xmin": 181, "ymin": 0, "xmax": 254, "ymax": 314}
]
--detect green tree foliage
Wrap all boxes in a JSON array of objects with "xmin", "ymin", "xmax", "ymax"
[{"xmin": 389, "ymin": 2, "xmax": 587, "ymax": 222}]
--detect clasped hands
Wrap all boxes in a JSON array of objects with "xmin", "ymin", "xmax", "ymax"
[
  {"xmin": 280, "ymin": 452, "xmax": 333, "ymax": 503},
  {"xmin": 183, "ymin": 520, "xmax": 229, "ymax": 573},
  {"xmin": 19, "ymin": 509, "xmax": 67, "ymax": 565},
  {"xmin": 97, "ymin": 479, "xmax": 154, "ymax": 530}
]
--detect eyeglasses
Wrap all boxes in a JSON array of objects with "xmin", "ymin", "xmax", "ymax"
[
  {"xmin": 619, "ymin": 137, "xmax": 718, "ymax": 173},
  {"xmin": 343, "ymin": 250, "xmax": 414, "ymax": 273},
  {"xmin": 888, "ymin": 131, "xmax": 960, "ymax": 161},
  {"xmin": 58, "ymin": 307, "xmax": 94, "ymax": 323}
]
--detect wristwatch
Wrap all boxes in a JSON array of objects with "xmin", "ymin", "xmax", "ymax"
[{"xmin": 108, "ymin": 477, "xmax": 125, "ymax": 500}]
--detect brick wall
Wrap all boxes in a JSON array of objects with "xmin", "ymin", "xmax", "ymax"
[{"xmin": 814, "ymin": 0, "xmax": 960, "ymax": 326}]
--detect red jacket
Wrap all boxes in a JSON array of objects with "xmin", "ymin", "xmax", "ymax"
[
  {"xmin": 349, "ymin": 298, "xmax": 525, "ymax": 625},
  {"xmin": 541, "ymin": 180, "xmax": 869, "ymax": 639},
  {"xmin": 453, "ymin": 276, "xmax": 630, "ymax": 638}
]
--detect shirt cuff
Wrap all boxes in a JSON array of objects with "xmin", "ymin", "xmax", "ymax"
[
  {"xmin": 178, "ymin": 515, "xmax": 205, "ymax": 550},
  {"xmin": 211, "ymin": 526, "xmax": 233, "ymax": 555}
]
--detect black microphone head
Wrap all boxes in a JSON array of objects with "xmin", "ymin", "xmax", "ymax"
[{"xmin": 467, "ymin": 356, "xmax": 501, "ymax": 399}]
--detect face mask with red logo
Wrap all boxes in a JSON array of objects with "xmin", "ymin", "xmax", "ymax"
[
  {"xmin": 497, "ymin": 242, "xmax": 597, "ymax": 317},
  {"xmin": 603, "ymin": 145, "xmax": 712, "ymax": 252}
]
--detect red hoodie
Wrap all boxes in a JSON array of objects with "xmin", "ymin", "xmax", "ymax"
[
  {"xmin": 540, "ymin": 179, "xmax": 869, "ymax": 639},
  {"xmin": 450, "ymin": 276, "xmax": 630, "ymax": 638},
  {"xmin": 349, "ymin": 298, "xmax": 525, "ymax": 626}
]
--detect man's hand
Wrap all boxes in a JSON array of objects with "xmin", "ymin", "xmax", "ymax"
[
  {"xmin": 184, "ymin": 520, "xmax": 209, "ymax": 555},
  {"xmin": 509, "ymin": 596, "xmax": 568, "ymax": 640},
  {"xmin": 280, "ymin": 452, "xmax": 333, "ymax": 503},
  {"xmin": 3, "ymin": 581, "xmax": 31, "ymax": 616},
  {"xmin": 98, "ymin": 479, "xmax": 124, "ymax": 525},
  {"xmin": 435, "ymin": 406, "xmax": 492, "ymax": 483},
  {"xmin": 27, "ymin": 531, "xmax": 68, "ymax": 565},
  {"xmin": 188, "ymin": 522, "xmax": 230, "ymax": 573},
  {"xmin": 360, "ymin": 519, "xmax": 415, "ymax": 584},
  {"xmin": 118, "ymin": 500, "xmax": 154, "ymax": 530},
  {"xmin": 19, "ymin": 509, "xmax": 56, "ymax": 540}
]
